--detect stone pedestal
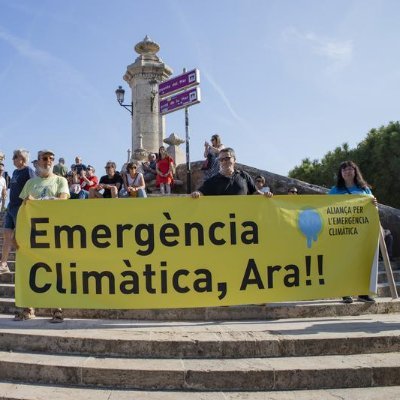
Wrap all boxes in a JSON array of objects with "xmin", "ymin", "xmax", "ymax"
[
  {"xmin": 123, "ymin": 36, "xmax": 173, "ymax": 157},
  {"xmin": 164, "ymin": 133, "xmax": 185, "ymax": 166}
]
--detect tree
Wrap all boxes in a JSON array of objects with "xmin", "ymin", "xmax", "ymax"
[{"xmin": 289, "ymin": 122, "xmax": 400, "ymax": 208}]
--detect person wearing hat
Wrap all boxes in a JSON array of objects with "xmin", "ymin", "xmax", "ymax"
[
  {"xmin": 19, "ymin": 150, "xmax": 69, "ymax": 201},
  {"xmin": 15, "ymin": 149, "xmax": 69, "ymax": 323},
  {"xmin": 0, "ymin": 162, "xmax": 7, "ymax": 212},
  {"xmin": 1, "ymin": 149, "xmax": 35, "ymax": 276},
  {"xmin": 53, "ymin": 157, "xmax": 68, "ymax": 178}
]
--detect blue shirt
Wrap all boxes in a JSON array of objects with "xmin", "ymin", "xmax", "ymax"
[
  {"xmin": 328, "ymin": 185, "xmax": 372, "ymax": 195},
  {"xmin": 9, "ymin": 167, "xmax": 35, "ymax": 208}
]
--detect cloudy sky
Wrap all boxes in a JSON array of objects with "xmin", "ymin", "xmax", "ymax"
[{"xmin": 0, "ymin": 0, "xmax": 399, "ymax": 176}]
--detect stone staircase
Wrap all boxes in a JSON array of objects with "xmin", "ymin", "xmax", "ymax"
[{"xmin": 0, "ymin": 212, "xmax": 400, "ymax": 398}]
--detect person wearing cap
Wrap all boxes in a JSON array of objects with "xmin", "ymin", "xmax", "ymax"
[
  {"xmin": 0, "ymin": 162, "xmax": 7, "ymax": 211},
  {"xmin": 15, "ymin": 149, "xmax": 69, "ymax": 323},
  {"xmin": 1, "ymin": 150, "xmax": 35, "ymax": 275},
  {"xmin": 19, "ymin": 150, "xmax": 69, "ymax": 201},
  {"xmin": 53, "ymin": 157, "xmax": 68, "ymax": 178},
  {"xmin": 288, "ymin": 187, "xmax": 298, "ymax": 195}
]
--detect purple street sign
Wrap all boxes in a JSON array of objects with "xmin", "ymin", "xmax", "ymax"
[
  {"xmin": 159, "ymin": 69, "xmax": 200, "ymax": 98},
  {"xmin": 160, "ymin": 87, "xmax": 201, "ymax": 115}
]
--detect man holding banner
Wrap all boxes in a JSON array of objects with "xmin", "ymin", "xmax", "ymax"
[
  {"xmin": 192, "ymin": 148, "xmax": 273, "ymax": 198},
  {"xmin": 14, "ymin": 149, "xmax": 69, "ymax": 322}
]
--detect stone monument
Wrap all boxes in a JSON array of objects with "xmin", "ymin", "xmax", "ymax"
[{"xmin": 123, "ymin": 36, "xmax": 173, "ymax": 161}]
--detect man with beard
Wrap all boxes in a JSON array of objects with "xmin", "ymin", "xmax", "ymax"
[{"xmin": 16, "ymin": 149, "xmax": 69, "ymax": 322}]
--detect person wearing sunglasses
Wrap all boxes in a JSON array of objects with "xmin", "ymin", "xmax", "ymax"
[
  {"xmin": 16, "ymin": 149, "xmax": 69, "ymax": 322},
  {"xmin": 288, "ymin": 187, "xmax": 298, "ymax": 195},
  {"xmin": 19, "ymin": 150, "xmax": 69, "ymax": 201},
  {"xmin": 255, "ymin": 175, "xmax": 271, "ymax": 194},
  {"xmin": 192, "ymin": 148, "xmax": 273, "ymax": 198}
]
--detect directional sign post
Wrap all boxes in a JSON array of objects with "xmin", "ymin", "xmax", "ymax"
[
  {"xmin": 159, "ymin": 69, "xmax": 200, "ymax": 98},
  {"xmin": 159, "ymin": 87, "xmax": 201, "ymax": 115},
  {"xmin": 159, "ymin": 68, "xmax": 201, "ymax": 193}
]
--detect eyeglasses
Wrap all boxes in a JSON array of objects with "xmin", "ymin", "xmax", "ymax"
[
  {"xmin": 289, "ymin": 190, "xmax": 298, "ymax": 194},
  {"xmin": 342, "ymin": 167, "xmax": 354, "ymax": 172},
  {"xmin": 218, "ymin": 156, "xmax": 232, "ymax": 162},
  {"xmin": 40, "ymin": 156, "xmax": 54, "ymax": 161}
]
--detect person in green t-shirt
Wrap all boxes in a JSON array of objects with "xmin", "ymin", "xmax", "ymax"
[{"xmin": 15, "ymin": 149, "xmax": 69, "ymax": 324}]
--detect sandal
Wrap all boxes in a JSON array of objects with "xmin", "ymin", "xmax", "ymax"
[
  {"xmin": 14, "ymin": 308, "xmax": 35, "ymax": 321},
  {"xmin": 50, "ymin": 309, "xmax": 64, "ymax": 323}
]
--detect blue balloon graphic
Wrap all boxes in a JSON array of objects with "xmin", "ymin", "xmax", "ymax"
[{"xmin": 298, "ymin": 208, "xmax": 323, "ymax": 248}]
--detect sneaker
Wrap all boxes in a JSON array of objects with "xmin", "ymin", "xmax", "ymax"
[
  {"xmin": 14, "ymin": 308, "xmax": 36, "ymax": 321},
  {"xmin": 357, "ymin": 295, "xmax": 376, "ymax": 303},
  {"xmin": 342, "ymin": 296, "xmax": 353, "ymax": 304},
  {"xmin": 50, "ymin": 309, "xmax": 64, "ymax": 323},
  {"xmin": 0, "ymin": 263, "xmax": 11, "ymax": 275}
]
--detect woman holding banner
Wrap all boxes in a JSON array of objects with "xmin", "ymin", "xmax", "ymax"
[{"xmin": 329, "ymin": 160, "xmax": 377, "ymax": 304}]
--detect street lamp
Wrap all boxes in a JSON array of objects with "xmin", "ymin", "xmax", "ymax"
[
  {"xmin": 115, "ymin": 85, "xmax": 133, "ymax": 116},
  {"xmin": 149, "ymin": 80, "xmax": 158, "ymax": 112}
]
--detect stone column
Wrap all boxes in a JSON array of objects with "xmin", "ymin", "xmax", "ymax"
[{"xmin": 123, "ymin": 36, "xmax": 173, "ymax": 160}]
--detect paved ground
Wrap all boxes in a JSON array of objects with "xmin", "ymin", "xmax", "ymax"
[
  {"xmin": 0, "ymin": 311, "xmax": 399, "ymax": 339},
  {"xmin": 0, "ymin": 382, "xmax": 399, "ymax": 399}
]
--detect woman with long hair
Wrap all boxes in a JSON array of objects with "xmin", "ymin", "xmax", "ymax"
[
  {"xmin": 329, "ymin": 160, "xmax": 377, "ymax": 304},
  {"xmin": 156, "ymin": 146, "xmax": 174, "ymax": 195}
]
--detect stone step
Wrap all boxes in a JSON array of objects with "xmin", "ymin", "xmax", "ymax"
[
  {"xmin": 0, "ymin": 383, "xmax": 399, "ymax": 400},
  {"xmin": 378, "ymin": 270, "xmax": 400, "ymax": 283},
  {"xmin": 0, "ymin": 283, "xmax": 14, "ymax": 298},
  {"xmin": 0, "ymin": 274, "xmax": 15, "ymax": 284},
  {"xmin": 378, "ymin": 284, "xmax": 400, "ymax": 297},
  {"xmin": 0, "ymin": 350, "xmax": 399, "ymax": 390},
  {"xmin": 0, "ymin": 313, "xmax": 399, "ymax": 359},
  {"xmin": 1, "ymin": 298, "xmax": 400, "ymax": 320},
  {"xmin": 0, "ymin": 252, "xmax": 15, "ymax": 261}
]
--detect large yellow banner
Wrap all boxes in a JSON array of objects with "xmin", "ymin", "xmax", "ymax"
[{"xmin": 15, "ymin": 195, "xmax": 379, "ymax": 309}]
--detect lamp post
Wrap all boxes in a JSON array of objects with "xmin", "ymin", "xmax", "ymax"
[{"xmin": 115, "ymin": 86, "xmax": 133, "ymax": 116}]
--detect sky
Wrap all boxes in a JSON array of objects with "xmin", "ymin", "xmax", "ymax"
[{"xmin": 0, "ymin": 0, "xmax": 399, "ymax": 177}]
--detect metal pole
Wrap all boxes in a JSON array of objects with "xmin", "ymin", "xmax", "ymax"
[
  {"xmin": 379, "ymin": 225, "xmax": 399, "ymax": 299},
  {"xmin": 183, "ymin": 68, "xmax": 191, "ymax": 194},
  {"xmin": 185, "ymin": 106, "xmax": 191, "ymax": 193}
]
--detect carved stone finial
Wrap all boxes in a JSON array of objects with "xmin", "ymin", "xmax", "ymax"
[
  {"xmin": 132, "ymin": 147, "xmax": 148, "ymax": 162},
  {"xmin": 163, "ymin": 133, "xmax": 185, "ymax": 146},
  {"xmin": 134, "ymin": 36, "xmax": 160, "ymax": 56}
]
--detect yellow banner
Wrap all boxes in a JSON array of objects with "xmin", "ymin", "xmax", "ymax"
[{"xmin": 15, "ymin": 195, "xmax": 379, "ymax": 309}]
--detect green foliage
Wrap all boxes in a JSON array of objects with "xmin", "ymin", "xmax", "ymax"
[{"xmin": 288, "ymin": 121, "xmax": 400, "ymax": 208}]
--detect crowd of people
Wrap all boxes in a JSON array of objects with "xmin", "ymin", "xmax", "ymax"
[{"xmin": 0, "ymin": 134, "xmax": 394, "ymax": 322}]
